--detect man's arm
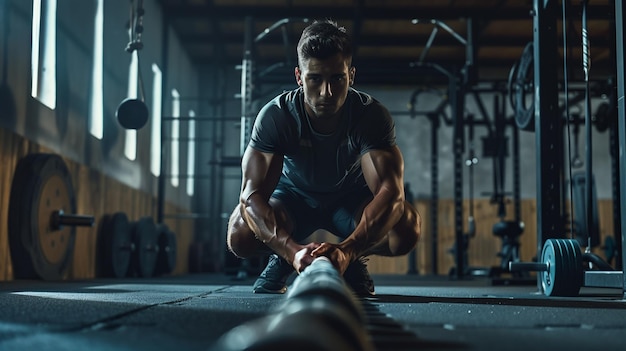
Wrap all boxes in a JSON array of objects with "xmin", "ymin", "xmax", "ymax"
[
  {"xmin": 239, "ymin": 146, "xmax": 306, "ymax": 265},
  {"xmin": 339, "ymin": 145, "xmax": 406, "ymax": 258},
  {"xmin": 312, "ymin": 145, "xmax": 405, "ymax": 272}
]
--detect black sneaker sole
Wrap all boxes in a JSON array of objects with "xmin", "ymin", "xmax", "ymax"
[{"xmin": 252, "ymin": 285, "xmax": 287, "ymax": 294}]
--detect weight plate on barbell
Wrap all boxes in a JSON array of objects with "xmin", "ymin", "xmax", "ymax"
[
  {"xmin": 564, "ymin": 239, "xmax": 584, "ymax": 293},
  {"xmin": 557, "ymin": 240, "xmax": 576, "ymax": 292},
  {"xmin": 98, "ymin": 212, "xmax": 133, "ymax": 278},
  {"xmin": 131, "ymin": 217, "xmax": 158, "ymax": 278},
  {"xmin": 541, "ymin": 239, "xmax": 563, "ymax": 297},
  {"xmin": 8, "ymin": 153, "xmax": 76, "ymax": 280},
  {"xmin": 542, "ymin": 239, "xmax": 583, "ymax": 297}
]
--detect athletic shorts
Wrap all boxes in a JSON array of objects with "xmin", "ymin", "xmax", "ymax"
[{"xmin": 271, "ymin": 181, "xmax": 373, "ymax": 243}]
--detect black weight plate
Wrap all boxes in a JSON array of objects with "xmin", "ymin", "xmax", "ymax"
[
  {"xmin": 565, "ymin": 239, "xmax": 584, "ymax": 292},
  {"xmin": 98, "ymin": 212, "xmax": 133, "ymax": 278},
  {"xmin": 155, "ymin": 224, "xmax": 177, "ymax": 276},
  {"xmin": 554, "ymin": 239, "xmax": 574, "ymax": 296},
  {"xmin": 8, "ymin": 154, "xmax": 48, "ymax": 278},
  {"xmin": 131, "ymin": 217, "xmax": 158, "ymax": 278},
  {"xmin": 8, "ymin": 153, "xmax": 76, "ymax": 280},
  {"xmin": 556, "ymin": 239, "xmax": 577, "ymax": 296}
]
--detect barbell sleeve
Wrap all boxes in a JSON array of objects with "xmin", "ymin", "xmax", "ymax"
[{"xmin": 508, "ymin": 262, "xmax": 548, "ymax": 272}]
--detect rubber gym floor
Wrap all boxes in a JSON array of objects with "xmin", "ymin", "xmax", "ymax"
[{"xmin": 0, "ymin": 272, "xmax": 624, "ymax": 351}]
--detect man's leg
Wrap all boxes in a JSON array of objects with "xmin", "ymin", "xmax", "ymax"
[{"xmin": 226, "ymin": 197, "xmax": 299, "ymax": 294}]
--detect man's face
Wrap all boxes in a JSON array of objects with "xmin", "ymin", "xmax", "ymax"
[{"xmin": 295, "ymin": 53, "xmax": 355, "ymax": 121}]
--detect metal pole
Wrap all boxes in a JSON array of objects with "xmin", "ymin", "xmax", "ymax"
[
  {"xmin": 532, "ymin": 0, "xmax": 563, "ymax": 292},
  {"xmin": 451, "ymin": 68, "xmax": 466, "ymax": 279},
  {"xmin": 240, "ymin": 16, "xmax": 255, "ymax": 157},
  {"xmin": 613, "ymin": 0, "xmax": 626, "ymax": 298},
  {"xmin": 430, "ymin": 113, "xmax": 439, "ymax": 275},
  {"xmin": 157, "ymin": 11, "xmax": 170, "ymax": 224}
]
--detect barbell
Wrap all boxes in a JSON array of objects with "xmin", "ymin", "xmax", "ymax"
[
  {"xmin": 509, "ymin": 238, "xmax": 584, "ymax": 297},
  {"xmin": 8, "ymin": 153, "xmax": 95, "ymax": 280}
]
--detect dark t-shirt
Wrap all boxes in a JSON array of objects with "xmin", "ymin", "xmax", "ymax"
[{"xmin": 249, "ymin": 87, "xmax": 396, "ymax": 196}]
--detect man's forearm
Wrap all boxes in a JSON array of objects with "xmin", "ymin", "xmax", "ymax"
[
  {"xmin": 340, "ymin": 188, "xmax": 404, "ymax": 259},
  {"xmin": 240, "ymin": 193, "xmax": 299, "ymax": 263}
]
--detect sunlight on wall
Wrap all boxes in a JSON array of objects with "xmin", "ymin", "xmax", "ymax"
[
  {"xmin": 89, "ymin": 0, "xmax": 104, "ymax": 139},
  {"xmin": 150, "ymin": 64, "xmax": 163, "ymax": 177},
  {"xmin": 186, "ymin": 110, "xmax": 196, "ymax": 196},
  {"xmin": 124, "ymin": 52, "xmax": 139, "ymax": 161},
  {"xmin": 171, "ymin": 89, "xmax": 180, "ymax": 187},
  {"xmin": 31, "ymin": 0, "xmax": 57, "ymax": 110}
]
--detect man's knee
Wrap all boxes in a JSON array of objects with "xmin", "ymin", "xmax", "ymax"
[
  {"xmin": 392, "ymin": 202, "xmax": 421, "ymax": 255},
  {"xmin": 226, "ymin": 205, "xmax": 262, "ymax": 258}
]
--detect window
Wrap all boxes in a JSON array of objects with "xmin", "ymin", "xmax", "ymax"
[
  {"xmin": 150, "ymin": 64, "xmax": 162, "ymax": 177},
  {"xmin": 31, "ymin": 0, "xmax": 57, "ymax": 110},
  {"xmin": 124, "ymin": 51, "xmax": 139, "ymax": 160},
  {"xmin": 170, "ymin": 89, "xmax": 180, "ymax": 187},
  {"xmin": 186, "ymin": 110, "xmax": 196, "ymax": 196},
  {"xmin": 89, "ymin": 0, "xmax": 104, "ymax": 139}
]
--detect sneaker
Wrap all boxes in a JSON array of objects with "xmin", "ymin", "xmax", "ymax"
[
  {"xmin": 343, "ymin": 257, "xmax": 375, "ymax": 297},
  {"xmin": 252, "ymin": 254, "xmax": 294, "ymax": 294}
]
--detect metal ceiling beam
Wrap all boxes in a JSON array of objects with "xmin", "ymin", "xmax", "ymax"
[
  {"xmin": 160, "ymin": 4, "xmax": 612, "ymax": 21},
  {"xmin": 177, "ymin": 32, "xmax": 611, "ymax": 52}
]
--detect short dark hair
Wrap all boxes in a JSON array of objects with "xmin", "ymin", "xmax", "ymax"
[{"xmin": 297, "ymin": 20, "xmax": 352, "ymax": 66}]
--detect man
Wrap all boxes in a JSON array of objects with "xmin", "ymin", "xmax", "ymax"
[{"xmin": 227, "ymin": 20, "xmax": 421, "ymax": 296}]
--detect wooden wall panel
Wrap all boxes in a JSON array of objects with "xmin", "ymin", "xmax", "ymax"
[{"xmin": 0, "ymin": 128, "xmax": 194, "ymax": 281}]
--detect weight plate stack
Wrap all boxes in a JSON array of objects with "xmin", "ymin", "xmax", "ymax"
[
  {"xmin": 155, "ymin": 223, "xmax": 177, "ymax": 276},
  {"xmin": 541, "ymin": 239, "xmax": 583, "ymax": 297},
  {"xmin": 130, "ymin": 216, "xmax": 158, "ymax": 278},
  {"xmin": 97, "ymin": 212, "xmax": 134, "ymax": 278}
]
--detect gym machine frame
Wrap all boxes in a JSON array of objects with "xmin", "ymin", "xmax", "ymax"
[{"xmin": 510, "ymin": 0, "xmax": 626, "ymax": 298}]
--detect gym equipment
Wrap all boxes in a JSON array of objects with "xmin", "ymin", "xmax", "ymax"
[
  {"xmin": 509, "ymin": 238, "xmax": 584, "ymax": 296},
  {"xmin": 116, "ymin": 0, "xmax": 149, "ymax": 130},
  {"xmin": 510, "ymin": 41, "xmax": 535, "ymax": 131},
  {"xmin": 130, "ymin": 216, "xmax": 159, "ymax": 278},
  {"xmin": 212, "ymin": 257, "xmax": 374, "ymax": 351},
  {"xmin": 570, "ymin": 172, "xmax": 600, "ymax": 247},
  {"xmin": 155, "ymin": 223, "xmax": 177, "ymax": 275},
  {"xmin": 602, "ymin": 236, "xmax": 617, "ymax": 266},
  {"xmin": 508, "ymin": 0, "xmax": 626, "ymax": 298},
  {"xmin": 8, "ymin": 153, "xmax": 95, "ymax": 280},
  {"xmin": 97, "ymin": 212, "xmax": 134, "ymax": 278},
  {"xmin": 491, "ymin": 220, "xmax": 525, "ymax": 278},
  {"xmin": 116, "ymin": 98, "xmax": 149, "ymax": 129},
  {"xmin": 0, "ymin": 0, "xmax": 15, "ymax": 126}
]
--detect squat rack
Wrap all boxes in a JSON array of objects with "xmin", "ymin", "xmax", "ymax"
[{"xmin": 511, "ymin": 0, "xmax": 625, "ymax": 298}]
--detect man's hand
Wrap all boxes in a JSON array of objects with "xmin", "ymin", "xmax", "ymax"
[
  {"xmin": 311, "ymin": 242, "xmax": 352, "ymax": 275},
  {"xmin": 292, "ymin": 242, "xmax": 322, "ymax": 273}
]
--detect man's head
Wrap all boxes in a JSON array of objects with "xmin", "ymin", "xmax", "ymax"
[
  {"xmin": 295, "ymin": 20, "xmax": 355, "ymax": 121},
  {"xmin": 296, "ymin": 19, "xmax": 353, "ymax": 67}
]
